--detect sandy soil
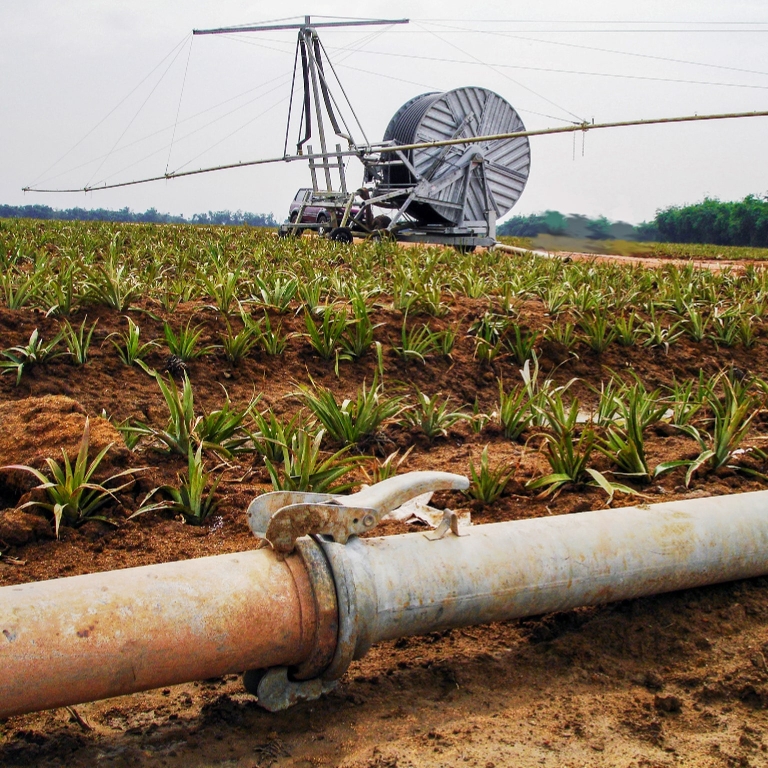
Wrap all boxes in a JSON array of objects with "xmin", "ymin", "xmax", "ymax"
[
  {"xmin": 2, "ymin": 295, "xmax": 768, "ymax": 767},
  {"xmin": 494, "ymin": 242, "xmax": 768, "ymax": 273}
]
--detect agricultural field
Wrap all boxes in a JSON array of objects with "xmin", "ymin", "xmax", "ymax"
[{"xmin": 3, "ymin": 217, "xmax": 768, "ymax": 766}]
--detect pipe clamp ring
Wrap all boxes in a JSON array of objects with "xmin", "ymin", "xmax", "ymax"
[
  {"xmin": 314, "ymin": 536, "xmax": 359, "ymax": 682},
  {"xmin": 290, "ymin": 538, "xmax": 339, "ymax": 681}
]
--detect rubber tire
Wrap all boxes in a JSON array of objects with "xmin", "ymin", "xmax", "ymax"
[
  {"xmin": 288, "ymin": 212, "xmax": 304, "ymax": 237},
  {"xmin": 316, "ymin": 213, "xmax": 330, "ymax": 236},
  {"xmin": 329, "ymin": 227, "xmax": 353, "ymax": 244}
]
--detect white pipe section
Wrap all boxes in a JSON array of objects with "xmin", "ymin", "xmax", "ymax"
[{"xmin": 338, "ymin": 490, "xmax": 768, "ymax": 652}]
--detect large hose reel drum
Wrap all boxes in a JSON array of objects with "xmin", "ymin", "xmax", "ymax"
[{"xmin": 375, "ymin": 86, "xmax": 531, "ymax": 226}]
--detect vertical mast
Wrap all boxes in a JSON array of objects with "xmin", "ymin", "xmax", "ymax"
[
  {"xmin": 302, "ymin": 18, "xmax": 333, "ymax": 190},
  {"xmin": 193, "ymin": 16, "xmax": 409, "ymax": 197}
]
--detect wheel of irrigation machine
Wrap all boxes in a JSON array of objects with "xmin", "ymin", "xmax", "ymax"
[{"xmin": 329, "ymin": 227, "xmax": 354, "ymax": 244}]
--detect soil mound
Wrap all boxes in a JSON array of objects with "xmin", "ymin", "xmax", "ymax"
[{"xmin": 0, "ymin": 395, "xmax": 129, "ymax": 498}]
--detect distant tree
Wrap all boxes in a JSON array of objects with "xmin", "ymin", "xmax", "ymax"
[
  {"xmin": 586, "ymin": 216, "xmax": 611, "ymax": 240},
  {"xmin": 476, "ymin": 195, "xmax": 768, "ymax": 247},
  {"xmin": 541, "ymin": 210, "xmax": 567, "ymax": 236},
  {"xmin": 497, "ymin": 213, "xmax": 547, "ymax": 237},
  {"xmin": 633, "ymin": 221, "xmax": 660, "ymax": 242}
]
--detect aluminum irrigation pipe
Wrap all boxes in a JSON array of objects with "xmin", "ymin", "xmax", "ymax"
[
  {"xmin": 3, "ymin": 478, "xmax": 768, "ymax": 717},
  {"xmin": 22, "ymin": 109, "xmax": 768, "ymax": 193}
]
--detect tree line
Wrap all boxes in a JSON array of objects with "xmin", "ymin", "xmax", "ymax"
[
  {"xmin": 497, "ymin": 211, "xmax": 646, "ymax": 241},
  {"xmin": 0, "ymin": 204, "xmax": 277, "ymax": 228},
  {"xmin": 654, "ymin": 195, "xmax": 768, "ymax": 247},
  {"xmin": 498, "ymin": 195, "xmax": 768, "ymax": 247},
  {"xmin": 4, "ymin": 195, "xmax": 768, "ymax": 247}
]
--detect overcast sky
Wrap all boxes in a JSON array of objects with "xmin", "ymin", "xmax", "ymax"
[{"xmin": 2, "ymin": 1, "xmax": 767, "ymax": 224}]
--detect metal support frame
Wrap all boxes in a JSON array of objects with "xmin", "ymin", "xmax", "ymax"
[
  {"xmin": 194, "ymin": 16, "xmax": 409, "ymax": 238},
  {"xmin": 194, "ymin": 22, "xmax": 503, "ymax": 249},
  {"xmin": 362, "ymin": 144, "xmax": 499, "ymax": 244}
]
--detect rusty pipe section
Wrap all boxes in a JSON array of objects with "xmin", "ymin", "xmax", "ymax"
[
  {"xmin": 331, "ymin": 490, "xmax": 768, "ymax": 658},
  {"xmin": 4, "ymin": 488, "xmax": 768, "ymax": 717},
  {"xmin": 0, "ymin": 546, "xmax": 331, "ymax": 719}
]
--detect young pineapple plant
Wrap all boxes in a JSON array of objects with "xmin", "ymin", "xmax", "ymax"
[
  {"xmin": 249, "ymin": 409, "xmax": 313, "ymax": 464},
  {"xmin": 252, "ymin": 273, "xmax": 298, "ymax": 313},
  {"xmin": 131, "ymin": 444, "xmax": 221, "ymax": 526},
  {"xmin": 296, "ymin": 375, "xmax": 402, "ymax": 448},
  {"xmin": 61, "ymin": 317, "xmax": 98, "ymax": 365},
  {"xmin": 393, "ymin": 317, "xmax": 440, "ymax": 364},
  {"xmin": 264, "ymin": 429, "xmax": 366, "ymax": 493},
  {"xmin": 598, "ymin": 380, "xmax": 668, "ymax": 483},
  {"xmin": 84, "ymin": 251, "xmax": 139, "ymax": 311},
  {"xmin": 0, "ymin": 328, "xmax": 67, "ymax": 385},
  {"xmin": 400, "ymin": 388, "xmax": 469, "ymax": 442},
  {"xmin": 465, "ymin": 446, "xmax": 516, "ymax": 504},
  {"xmin": 108, "ymin": 316, "xmax": 158, "ymax": 374},
  {"xmin": 130, "ymin": 374, "xmax": 258, "ymax": 458},
  {"xmin": 220, "ymin": 313, "xmax": 262, "ymax": 365},
  {"xmin": 303, "ymin": 305, "xmax": 349, "ymax": 361},
  {"xmin": 577, "ymin": 310, "xmax": 616, "ymax": 353},
  {"xmin": 2, "ymin": 417, "xmax": 142, "ymax": 537},
  {"xmin": 528, "ymin": 391, "xmax": 632, "ymax": 502},
  {"xmin": 338, "ymin": 292, "xmax": 381, "ymax": 362},
  {"xmin": 163, "ymin": 319, "xmax": 218, "ymax": 362},
  {"xmin": 658, "ymin": 373, "xmax": 762, "ymax": 486}
]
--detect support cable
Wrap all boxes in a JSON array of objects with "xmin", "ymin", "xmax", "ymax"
[
  {"xmin": 317, "ymin": 36, "xmax": 372, "ymax": 146},
  {"xmin": 315, "ymin": 45, "xmax": 768, "ymax": 91},
  {"xmin": 29, "ymin": 33, "xmax": 191, "ymax": 188},
  {"xmin": 166, "ymin": 35, "xmax": 195, "ymax": 174},
  {"xmin": 168, "ymin": 97, "xmax": 290, "ymax": 176},
  {"xmin": 423, "ymin": 20, "xmax": 768, "ymax": 80},
  {"xmin": 88, "ymin": 94, "xmax": 291, "ymax": 189},
  {"xmin": 227, "ymin": 31, "xmax": 578, "ymax": 123},
  {"xmin": 283, "ymin": 38, "xmax": 302, "ymax": 158},
  {"xmin": 28, "ymin": 71, "xmax": 294, "ymax": 188},
  {"xmin": 85, "ymin": 37, "xmax": 191, "ymax": 187},
  {"xmin": 416, "ymin": 21, "xmax": 586, "ymax": 124},
  {"xmin": 89, "ymin": 77, "xmax": 292, "ymax": 188}
]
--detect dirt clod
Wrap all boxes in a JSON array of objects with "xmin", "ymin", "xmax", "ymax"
[
  {"xmin": 0, "ymin": 508, "xmax": 53, "ymax": 546},
  {"xmin": 654, "ymin": 694, "xmax": 683, "ymax": 713}
]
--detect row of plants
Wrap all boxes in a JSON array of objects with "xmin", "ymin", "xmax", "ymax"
[
  {"xmin": 5, "ymin": 362, "xmax": 767, "ymax": 536},
  {"xmin": 3, "ymin": 297, "xmax": 768, "ymax": 387},
  {"xmin": 3, "ymin": 220, "xmax": 768, "ymax": 320}
]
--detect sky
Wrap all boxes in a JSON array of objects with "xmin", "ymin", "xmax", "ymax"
[{"xmin": 2, "ymin": 1, "xmax": 767, "ymax": 225}]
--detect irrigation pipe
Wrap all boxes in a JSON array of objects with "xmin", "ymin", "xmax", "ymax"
[
  {"xmin": 2, "ymin": 475, "xmax": 768, "ymax": 717},
  {"xmin": 23, "ymin": 109, "xmax": 768, "ymax": 194}
]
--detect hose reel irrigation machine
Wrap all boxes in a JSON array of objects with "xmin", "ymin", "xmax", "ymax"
[{"xmin": 194, "ymin": 16, "xmax": 531, "ymax": 249}]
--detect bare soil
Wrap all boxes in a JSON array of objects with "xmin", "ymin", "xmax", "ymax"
[
  {"xmin": 496, "ymin": 242, "xmax": 768, "ymax": 273},
  {"xmin": 2, "ymin": 295, "xmax": 768, "ymax": 767}
]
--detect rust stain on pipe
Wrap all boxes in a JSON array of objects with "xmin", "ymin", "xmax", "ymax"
[{"xmin": 0, "ymin": 549, "xmax": 318, "ymax": 719}]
